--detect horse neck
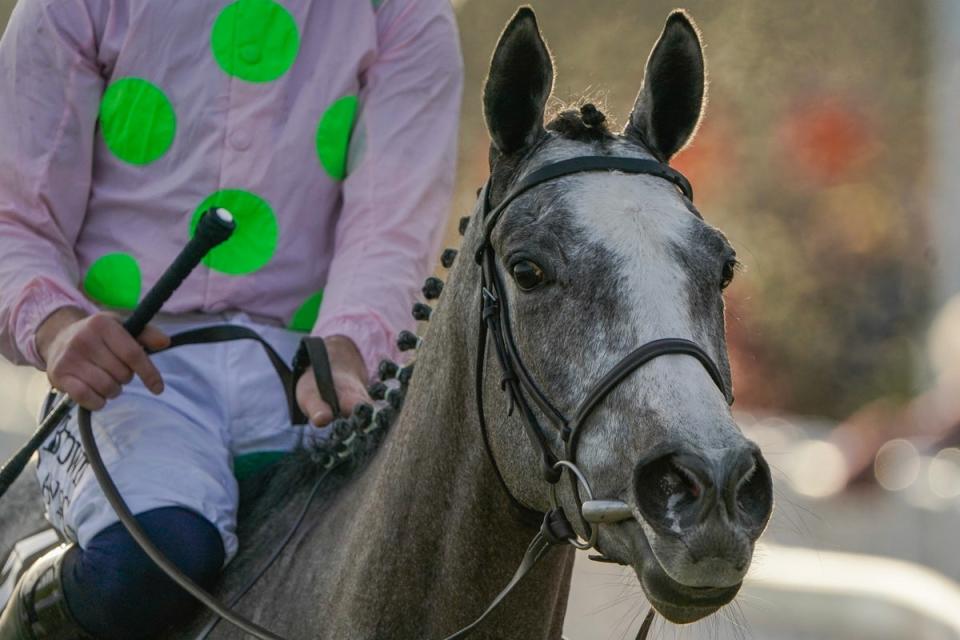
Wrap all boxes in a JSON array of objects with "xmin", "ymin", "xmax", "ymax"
[{"xmin": 331, "ymin": 222, "xmax": 574, "ymax": 639}]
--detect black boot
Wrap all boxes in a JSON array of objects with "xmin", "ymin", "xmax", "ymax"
[{"xmin": 0, "ymin": 544, "xmax": 91, "ymax": 640}]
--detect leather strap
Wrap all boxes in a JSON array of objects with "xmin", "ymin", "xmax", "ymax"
[
  {"xmin": 565, "ymin": 338, "xmax": 730, "ymax": 462},
  {"xmin": 476, "ymin": 156, "xmax": 693, "ymax": 263},
  {"xmin": 291, "ymin": 337, "xmax": 342, "ymax": 424},
  {"xmin": 476, "ymin": 295, "xmax": 551, "ymax": 527},
  {"xmin": 636, "ymin": 609, "xmax": 656, "ymax": 640},
  {"xmin": 155, "ymin": 325, "xmax": 300, "ymax": 424},
  {"xmin": 154, "ymin": 325, "xmax": 345, "ymax": 426},
  {"xmin": 481, "ymin": 268, "xmax": 562, "ymax": 483},
  {"xmin": 472, "ymin": 153, "xmax": 730, "ymax": 565},
  {"xmin": 441, "ymin": 531, "xmax": 555, "ymax": 639}
]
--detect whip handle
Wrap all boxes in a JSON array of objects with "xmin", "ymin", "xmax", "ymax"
[{"xmin": 123, "ymin": 208, "xmax": 235, "ymax": 336}]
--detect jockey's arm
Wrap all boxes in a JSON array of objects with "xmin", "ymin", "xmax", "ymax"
[
  {"xmin": 295, "ymin": 0, "xmax": 464, "ymax": 424},
  {"xmin": 0, "ymin": 0, "xmax": 172, "ymax": 410},
  {"xmin": 0, "ymin": 0, "xmax": 104, "ymax": 370}
]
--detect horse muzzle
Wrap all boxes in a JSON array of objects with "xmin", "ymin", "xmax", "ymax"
[
  {"xmin": 580, "ymin": 442, "xmax": 773, "ymax": 623},
  {"xmin": 634, "ymin": 443, "xmax": 772, "ymax": 621}
]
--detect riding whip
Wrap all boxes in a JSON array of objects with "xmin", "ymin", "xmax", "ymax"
[{"xmin": 0, "ymin": 208, "xmax": 235, "ymax": 501}]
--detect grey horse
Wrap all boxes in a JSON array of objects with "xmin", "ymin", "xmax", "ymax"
[{"xmin": 0, "ymin": 7, "xmax": 773, "ymax": 639}]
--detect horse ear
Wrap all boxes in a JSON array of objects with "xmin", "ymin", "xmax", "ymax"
[
  {"xmin": 483, "ymin": 7, "xmax": 554, "ymax": 155},
  {"xmin": 624, "ymin": 11, "xmax": 705, "ymax": 161}
]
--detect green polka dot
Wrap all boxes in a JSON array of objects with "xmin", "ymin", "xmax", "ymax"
[
  {"xmin": 289, "ymin": 290, "xmax": 323, "ymax": 331},
  {"xmin": 83, "ymin": 253, "xmax": 142, "ymax": 309},
  {"xmin": 316, "ymin": 96, "xmax": 358, "ymax": 180},
  {"xmin": 99, "ymin": 78, "xmax": 176, "ymax": 165},
  {"xmin": 211, "ymin": 0, "xmax": 300, "ymax": 83},
  {"xmin": 190, "ymin": 190, "xmax": 278, "ymax": 275},
  {"xmin": 346, "ymin": 118, "xmax": 367, "ymax": 176},
  {"xmin": 233, "ymin": 451, "xmax": 288, "ymax": 481}
]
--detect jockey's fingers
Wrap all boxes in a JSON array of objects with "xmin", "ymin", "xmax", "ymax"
[
  {"xmin": 296, "ymin": 371, "xmax": 333, "ymax": 427},
  {"xmin": 58, "ymin": 374, "xmax": 105, "ymax": 411},
  {"xmin": 104, "ymin": 312, "xmax": 170, "ymax": 352},
  {"xmin": 306, "ymin": 396, "xmax": 333, "ymax": 427},
  {"xmin": 335, "ymin": 369, "xmax": 372, "ymax": 408},
  {"xmin": 90, "ymin": 339, "xmax": 134, "ymax": 386},
  {"xmin": 136, "ymin": 323, "xmax": 171, "ymax": 352},
  {"xmin": 76, "ymin": 363, "xmax": 123, "ymax": 402},
  {"xmin": 102, "ymin": 320, "xmax": 164, "ymax": 394},
  {"xmin": 337, "ymin": 386, "xmax": 371, "ymax": 416}
]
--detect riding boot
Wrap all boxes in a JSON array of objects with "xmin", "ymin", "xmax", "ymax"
[{"xmin": 0, "ymin": 544, "xmax": 92, "ymax": 640}]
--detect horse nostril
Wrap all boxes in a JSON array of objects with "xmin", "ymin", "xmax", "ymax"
[
  {"xmin": 634, "ymin": 452, "xmax": 710, "ymax": 535},
  {"xmin": 672, "ymin": 463, "xmax": 702, "ymax": 500},
  {"xmin": 636, "ymin": 447, "xmax": 773, "ymax": 537},
  {"xmin": 728, "ymin": 449, "xmax": 773, "ymax": 534}
]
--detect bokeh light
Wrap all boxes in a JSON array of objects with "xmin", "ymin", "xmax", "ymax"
[
  {"xmin": 928, "ymin": 448, "xmax": 960, "ymax": 500},
  {"xmin": 875, "ymin": 439, "xmax": 922, "ymax": 492},
  {"xmin": 784, "ymin": 438, "xmax": 847, "ymax": 499}
]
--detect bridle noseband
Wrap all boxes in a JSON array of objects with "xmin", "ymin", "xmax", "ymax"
[{"xmin": 474, "ymin": 155, "xmax": 734, "ymax": 549}]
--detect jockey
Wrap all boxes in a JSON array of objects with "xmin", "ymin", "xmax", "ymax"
[{"xmin": 0, "ymin": 0, "xmax": 462, "ymax": 637}]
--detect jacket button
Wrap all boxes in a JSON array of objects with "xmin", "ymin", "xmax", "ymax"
[
  {"xmin": 240, "ymin": 45, "xmax": 261, "ymax": 64},
  {"xmin": 230, "ymin": 129, "xmax": 252, "ymax": 151}
]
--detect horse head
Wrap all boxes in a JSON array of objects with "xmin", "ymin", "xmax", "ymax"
[{"xmin": 473, "ymin": 7, "xmax": 774, "ymax": 625}]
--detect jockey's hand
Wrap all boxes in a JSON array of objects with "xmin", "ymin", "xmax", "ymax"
[
  {"xmin": 295, "ymin": 335, "xmax": 371, "ymax": 427},
  {"xmin": 36, "ymin": 307, "xmax": 170, "ymax": 411}
]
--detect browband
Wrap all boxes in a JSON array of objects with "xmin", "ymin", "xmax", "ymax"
[{"xmin": 476, "ymin": 155, "xmax": 693, "ymax": 263}]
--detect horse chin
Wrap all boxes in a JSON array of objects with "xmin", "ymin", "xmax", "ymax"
[
  {"xmin": 636, "ymin": 563, "xmax": 740, "ymax": 624},
  {"xmin": 627, "ymin": 527, "xmax": 742, "ymax": 624}
]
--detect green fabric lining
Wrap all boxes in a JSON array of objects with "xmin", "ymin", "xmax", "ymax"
[{"xmin": 233, "ymin": 450, "xmax": 289, "ymax": 481}]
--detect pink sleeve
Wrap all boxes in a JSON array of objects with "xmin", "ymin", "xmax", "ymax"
[
  {"xmin": 311, "ymin": 0, "xmax": 463, "ymax": 380},
  {"xmin": 0, "ymin": 0, "xmax": 102, "ymax": 369}
]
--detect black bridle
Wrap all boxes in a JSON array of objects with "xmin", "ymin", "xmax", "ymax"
[
  {"xmin": 473, "ymin": 155, "xmax": 733, "ymax": 548},
  {"xmin": 442, "ymin": 155, "xmax": 735, "ymax": 639}
]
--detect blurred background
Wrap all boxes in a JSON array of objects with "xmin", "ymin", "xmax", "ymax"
[{"xmin": 2, "ymin": 0, "xmax": 959, "ymax": 637}]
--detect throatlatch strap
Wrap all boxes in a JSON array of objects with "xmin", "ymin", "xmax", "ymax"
[{"xmin": 291, "ymin": 337, "xmax": 342, "ymax": 423}]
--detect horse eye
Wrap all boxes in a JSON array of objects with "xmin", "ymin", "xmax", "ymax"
[
  {"xmin": 720, "ymin": 258, "xmax": 737, "ymax": 290},
  {"xmin": 511, "ymin": 260, "xmax": 545, "ymax": 291}
]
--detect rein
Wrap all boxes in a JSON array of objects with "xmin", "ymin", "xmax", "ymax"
[{"xmin": 460, "ymin": 154, "xmax": 732, "ymax": 639}]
